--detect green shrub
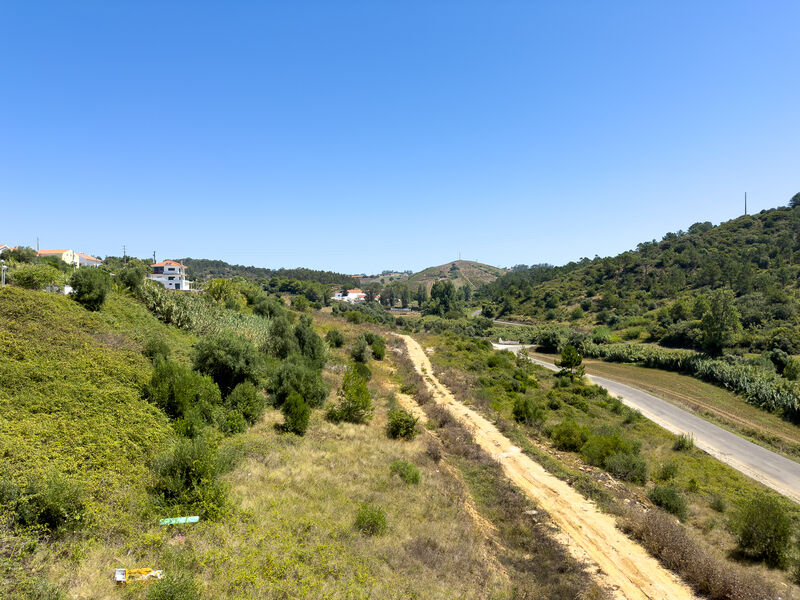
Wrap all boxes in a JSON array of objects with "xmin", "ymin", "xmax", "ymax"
[
  {"xmin": 69, "ymin": 268, "xmax": 111, "ymax": 310},
  {"xmin": 151, "ymin": 437, "xmax": 226, "ymax": 518},
  {"xmin": 371, "ymin": 336, "xmax": 386, "ymax": 360},
  {"xmin": 581, "ymin": 428, "xmax": 639, "ymax": 467},
  {"xmin": 350, "ymin": 337, "xmax": 371, "ymax": 363},
  {"xmin": 732, "ymin": 493, "xmax": 792, "ymax": 567},
  {"xmin": 146, "ymin": 360, "xmax": 222, "ymax": 422},
  {"xmin": 220, "ymin": 409, "xmax": 247, "ymax": 434},
  {"xmin": 512, "ymin": 396, "xmax": 546, "ymax": 427},
  {"xmin": 193, "ymin": 331, "xmax": 261, "ymax": 395},
  {"xmin": 709, "ymin": 493, "xmax": 727, "ymax": 513},
  {"xmin": 354, "ymin": 503, "xmax": 387, "ymax": 535},
  {"xmin": 225, "ymin": 381, "xmax": 264, "ymax": 425},
  {"xmin": 655, "ymin": 462, "xmax": 679, "ymax": 481},
  {"xmin": 648, "ymin": 484, "xmax": 688, "ymax": 521},
  {"xmin": 386, "ymin": 408, "xmax": 419, "ymax": 440},
  {"xmin": 147, "ymin": 573, "xmax": 202, "ymax": 600},
  {"xmin": 265, "ymin": 316, "xmax": 299, "ymax": 359},
  {"xmin": 144, "ymin": 337, "xmax": 171, "ymax": 362},
  {"xmin": 390, "ymin": 459, "xmax": 420, "ymax": 484},
  {"xmin": 672, "ymin": 433, "xmax": 694, "ymax": 451},
  {"xmin": 550, "ymin": 419, "xmax": 589, "ymax": 451},
  {"xmin": 605, "ymin": 453, "xmax": 648, "ymax": 484},
  {"xmin": 325, "ymin": 328, "xmax": 345, "ymax": 348},
  {"xmin": 271, "ymin": 357, "xmax": 329, "ymax": 408},
  {"xmin": 352, "ymin": 361, "xmax": 372, "ymax": 381},
  {"xmin": 281, "ymin": 391, "xmax": 310, "ymax": 435},
  {"xmin": 11, "ymin": 264, "xmax": 62, "ymax": 290},
  {"xmin": 327, "ymin": 368, "xmax": 373, "ymax": 424},
  {"xmin": 294, "ymin": 317, "xmax": 328, "ymax": 366},
  {"xmin": 10, "ymin": 471, "xmax": 86, "ymax": 535}
]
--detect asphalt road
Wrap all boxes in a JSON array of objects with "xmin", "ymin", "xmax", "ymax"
[{"xmin": 494, "ymin": 343, "xmax": 800, "ymax": 505}]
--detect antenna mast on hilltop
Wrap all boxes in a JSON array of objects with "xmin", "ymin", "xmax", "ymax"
[
  {"xmin": 153, "ymin": 251, "xmax": 156, "ymax": 264},
  {"xmin": 744, "ymin": 192, "xmax": 748, "ymax": 216}
]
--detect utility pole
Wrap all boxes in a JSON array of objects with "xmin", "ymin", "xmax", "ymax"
[
  {"xmin": 153, "ymin": 251, "xmax": 156, "ymax": 264},
  {"xmin": 36, "ymin": 237, "xmax": 39, "ymax": 252},
  {"xmin": 123, "ymin": 245, "xmax": 127, "ymax": 263}
]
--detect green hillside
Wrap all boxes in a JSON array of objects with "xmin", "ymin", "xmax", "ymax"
[
  {"xmin": 479, "ymin": 205, "xmax": 800, "ymax": 354},
  {"xmin": 407, "ymin": 260, "xmax": 506, "ymax": 292}
]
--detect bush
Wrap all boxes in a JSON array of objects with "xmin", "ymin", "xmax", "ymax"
[
  {"xmin": 354, "ymin": 503, "xmax": 387, "ymax": 535},
  {"xmin": 281, "ymin": 391, "xmax": 310, "ymax": 435},
  {"xmin": 512, "ymin": 396, "xmax": 546, "ymax": 427},
  {"xmin": 225, "ymin": 381, "xmax": 264, "ymax": 425},
  {"xmin": 193, "ymin": 331, "xmax": 261, "ymax": 395},
  {"xmin": 11, "ymin": 264, "xmax": 62, "ymax": 290},
  {"xmin": 325, "ymin": 328, "xmax": 345, "ymax": 348},
  {"xmin": 648, "ymin": 484, "xmax": 688, "ymax": 521},
  {"xmin": 655, "ymin": 462, "xmax": 679, "ymax": 481},
  {"xmin": 69, "ymin": 268, "xmax": 111, "ymax": 310},
  {"xmin": 581, "ymin": 428, "xmax": 639, "ymax": 467},
  {"xmin": 146, "ymin": 360, "xmax": 222, "ymax": 423},
  {"xmin": 709, "ymin": 493, "xmax": 726, "ymax": 513},
  {"xmin": 605, "ymin": 453, "xmax": 648, "ymax": 484},
  {"xmin": 390, "ymin": 459, "xmax": 420, "ymax": 484},
  {"xmin": 327, "ymin": 368, "xmax": 373, "ymax": 424},
  {"xmin": 271, "ymin": 357, "xmax": 329, "ymax": 408},
  {"xmin": 386, "ymin": 408, "xmax": 419, "ymax": 440},
  {"xmin": 265, "ymin": 316, "xmax": 299, "ymax": 359},
  {"xmin": 8, "ymin": 471, "xmax": 86, "ymax": 535},
  {"xmin": 371, "ymin": 336, "xmax": 386, "ymax": 360},
  {"xmin": 672, "ymin": 433, "xmax": 694, "ymax": 451},
  {"xmin": 350, "ymin": 336, "xmax": 371, "ymax": 363},
  {"xmin": 151, "ymin": 437, "xmax": 226, "ymax": 518},
  {"xmin": 294, "ymin": 317, "xmax": 328, "ymax": 366},
  {"xmin": 732, "ymin": 493, "xmax": 792, "ymax": 567},
  {"xmin": 147, "ymin": 573, "xmax": 201, "ymax": 600},
  {"xmin": 118, "ymin": 263, "xmax": 148, "ymax": 293},
  {"xmin": 550, "ymin": 419, "xmax": 589, "ymax": 451},
  {"xmin": 220, "ymin": 409, "xmax": 247, "ymax": 434},
  {"xmin": 144, "ymin": 337, "xmax": 171, "ymax": 362}
]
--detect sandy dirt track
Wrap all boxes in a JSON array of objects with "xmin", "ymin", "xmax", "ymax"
[{"xmin": 397, "ymin": 334, "xmax": 696, "ymax": 600}]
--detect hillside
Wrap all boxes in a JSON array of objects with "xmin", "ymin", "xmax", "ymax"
[
  {"xmin": 178, "ymin": 257, "xmax": 359, "ymax": 287},
  {"xmin": 406, "ymin": 260, "xmax": 506, "ymax": 291},
  {"xmin": 479, "ymin": 205, "xmax": 800, "ymax": 353}
]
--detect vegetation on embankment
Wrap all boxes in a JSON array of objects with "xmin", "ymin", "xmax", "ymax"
[{"xmin": 417, "ymin": 330, "xmax": 799, "ymax": 597}]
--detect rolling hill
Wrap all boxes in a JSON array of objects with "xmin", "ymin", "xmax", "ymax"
[{"xmin": 406, "ymin": 260, "xmax": 507, "ymax": 291}]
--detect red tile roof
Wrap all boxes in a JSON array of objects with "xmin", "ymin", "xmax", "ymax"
[
  {"xmin": 77, "ymin": 253, "xmax": 101, "ymax": 262},
  {"xmin": 37, "ymin": 249, "xmax": 70, "ymax": 255},
  {"xmin": 152, "ymin": 260, "xmax": 185, "ymax": 267}
]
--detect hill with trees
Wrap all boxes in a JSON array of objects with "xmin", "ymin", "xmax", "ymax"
[
  {"xmin": 178, "ymin": 257, "xmax": 359, "ymax": 287},
  {"xmin": 406, "ymin": 260, "xmax": 506, "ymax": 291},
  {"xmin": 478, "ymin": 202, "xmax": 800, "ymax": 355}
]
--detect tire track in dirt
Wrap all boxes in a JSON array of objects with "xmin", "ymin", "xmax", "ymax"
[{"xmin": 397, "ymin": 334, "xmax": 696, "ymax": 600}]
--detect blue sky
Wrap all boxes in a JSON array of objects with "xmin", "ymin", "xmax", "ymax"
[{"xmin": 1, "ymin": 1, "xmax": 798, "ymax": 274}]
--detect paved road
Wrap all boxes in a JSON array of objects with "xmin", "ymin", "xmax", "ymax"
[{"xmin": 494, "ymin": 343, "xmax": 800, "ymax": 505}]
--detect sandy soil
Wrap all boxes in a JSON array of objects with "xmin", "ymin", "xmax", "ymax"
[{"xmin": 397, "ymin": 334, "xmax": 696, "ymax": 600}]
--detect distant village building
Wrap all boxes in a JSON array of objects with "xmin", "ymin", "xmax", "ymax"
[
  {"xmin": 37, "ymin": 249, "xmax": 80, "ymax": 267},
  {"xmin": 333, "ymin": 288, "xmax": 367, "ymax": 303},
  {"xmin": 0, "ymin": 244, "xmax": 16, "ymax": 254},
  {"xmin": 147, "ymin": 260, "xmax": 192, "ymax": 290},
  {"xmin": 77, "ymin": 252, "xmax": 102, "ymax": 267}
]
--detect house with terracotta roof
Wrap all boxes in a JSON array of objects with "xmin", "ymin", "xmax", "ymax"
[
  {"xmin": 0, "ymin": 244, "xmax": 16, "ymax": 254},
  {"xmin": 37, "ymin": 249, "xmax": 80, "ymax": 267},
  {"xmin": 147, "ymin": 260, "xmax": 192, "ymax": 290},
  {"xmin": 333, "ymin": 288, "xmax": 367, "ymax": 303},
  {"xmin": 77, "ymin": 252, "xmax": 102, "ymax": 267}
]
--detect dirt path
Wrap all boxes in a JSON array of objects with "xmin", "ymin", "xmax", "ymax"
[{"xmin": 397, "ymin": 334, "xmax": 696, "ymax": 600}]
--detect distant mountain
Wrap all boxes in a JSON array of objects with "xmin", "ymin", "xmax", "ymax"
[
  {"xmin": 478, "ymin": 204, "xmax": 800, "ymax": 353},
  {"xmin": 179, "ymin": 258, "xmax": 359, "ymax": 287},
  {"xmin": 405, "ymin": 260, "xmax": 507, "ymax": 291}
]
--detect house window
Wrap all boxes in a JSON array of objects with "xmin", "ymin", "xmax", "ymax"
[{"xmin": 168, "ymin": 276, "xmax": 174, "ymax": 280}]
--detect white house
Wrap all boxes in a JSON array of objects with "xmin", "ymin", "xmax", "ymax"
[
  {"xmin": 147, "ymin": 260, "xmax": 192, "ymax": 290},
  {"xmin": 77, "ymin": 252, "xmax": 102, "ymax": 267},
  {"xmin": 333, "ymin": 288, "xmax": 367, "ymax": 303},
  {"xmin": 0, "ymin": 244, "xmax": 16, "ymax": 254}
]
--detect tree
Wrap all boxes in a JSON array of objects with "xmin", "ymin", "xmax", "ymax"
[
  {"xmin": 193, "ymin": 331, "xmax": 261, "ymax": 395},
  {"xmin": 326, "ymin": 368, "xmax": 373, "ymax": 424},
  {"xmin": 117, "ymin": 261, "xmax": 149, "ymax": 293},
  {"xmin": 400, "ymin": 285, "xmax": 410, "ymax": 308},
  {"xmin": 557, "ymin": 345, "xmax": 584, "ymax": 379},
  {"xmin": 281, "ymin": 391, "xmax": 310, "ymax": 435},
  {"xmin": 11, "ymin": 264, "xmax": 62, "ymax": 290},
  {"xmin": 733, "ymin": 493, "xmax": 792, "ymax": 567},
  {"xmin": 423, "ymin": 280, "xmax": 458, "ymax": 316},
  {"xmin": 790, "ymin": 192, "xmax": 800, "ymax": 208},
  {"xmin": 69, "ymin": 268, "xmax": 111, "ymax": 310},
  {"xmin": 700, "ymin": 288, "xmax": 742, "ymax": 354}
]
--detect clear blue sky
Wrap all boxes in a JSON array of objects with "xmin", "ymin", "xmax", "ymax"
[{"xmin": 1, "ymin": 1, "xmax": 798, "ymax": 274}]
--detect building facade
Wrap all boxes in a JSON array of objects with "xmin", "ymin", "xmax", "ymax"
[
  {"xmin": 147, "ymin": 260, "xmax": 192, "ymax": 290},
  {"xmin": 37, "ymin": 249, "xmax": 80, "ymax": 267}
]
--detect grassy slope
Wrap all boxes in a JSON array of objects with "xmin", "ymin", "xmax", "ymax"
[{"xmin": 407, "ymin": 260, "xmax": 506, "ymax": 291}]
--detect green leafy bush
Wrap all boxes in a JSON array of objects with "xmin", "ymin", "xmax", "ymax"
[
  {"xmin": 294, "ymin": 317, "xmax": 328, "ymax": 366},
  {"xmin": 281, "ymin": 391, "xmax": 310, "ymax": 435},
  {"xmin": 672, "ymin": 433, "xmax": 694, "ymax": 451},
  {"xmin": 550, "ymin": 419, "xmax": 589, "ymax": 451},
  {"xmin": 325, "ymin": 328, "xmax": 345, "ymax": 348},
  {"xmin": 193, "ymin": 331, "xmax": 261, "ymax": 395},
  {"xmin": 144, "ymin": 337, "xmax": 171, "ymax": 362},
  {"xmin": 146, "ymin": 360, "xmax": 222, "ymax": 424},
  {"xmin": 604, "ymin": 453, "xmax": 648, "ymax": 484},
  {"xmin": 271, "ymin": 357, "xmax": 329, "ymax": 408},
  {"xmin": 350, "ymin": 336, "xmax": 371, "ymax": 363},
  {"xmin": 648, "ymin": 484, "xmax": 688, "ymax": 521},
  {"xmin": 371, "ymin": 336, "xmax": 386, "ymax": 360},
  {"xmin": 390, "ymin": 459, "xmax": 420, "ymax": 484},
  {"xmin": 655, "ymin": 462, "xmax": 679, "ymax": 481},
  {"xmin": 354, "ymin": 503, "xmax": 387, "ymax": 535},
  {"xmin": 580, "ymin": 428, "xmax": 639, "ymax": 467},
  {"xmin": 732, "ymin": 493, "xmax": 792, "ymax": 567},
  {"xmin": 386, "ymin": 408, "xmax": 419, "ymax": 440},
  {"xmin": 11, "ymin": 264, "xmax": 62, "ymax": 290},
  {"xmin": 69, "ymin": 268, "xmax": 111, "ymax": 310},
  {"xmin": 512, "ymin": 396, "xmax": 546, "ymax": 427},
  {"xmin": 327, "ymin": 368, "xmax": 373, "ymax": 424},
  {"xmin": 4, "ymin": 471, "xmax": 86, "ymax": 535},
  {"xmin": 225, "ymin": 381, "xmax": 264, "ymax": 425}
]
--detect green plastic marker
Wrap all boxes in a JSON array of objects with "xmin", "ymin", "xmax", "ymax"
[{"xmin": 159, "ymin": 516, "xmax": 200, "ymax": 525}]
